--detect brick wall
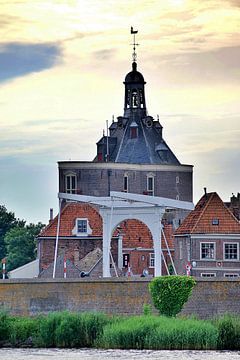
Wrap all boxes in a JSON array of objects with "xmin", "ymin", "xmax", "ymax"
[{"xmin": 0, "ymin": 278, "xmax": 240, "ymax": 318}]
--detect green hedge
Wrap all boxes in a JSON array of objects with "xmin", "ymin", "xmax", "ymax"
[{"xmin": 149, "ymin": 275, "xmax": 196, "ymax": 317}]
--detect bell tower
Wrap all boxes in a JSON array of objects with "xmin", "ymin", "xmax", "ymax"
[{"xmin": 123, "ymin": 28, "xmax": 146, "ymax": 118}]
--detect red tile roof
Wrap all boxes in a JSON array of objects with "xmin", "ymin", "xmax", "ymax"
[
  {"xmin": 175, "ymin": 192, "xmax": 240, "ymax": 235},
  {"xmin": 39, "ymin": 202, "xmax": 102, "ymax": 237}
]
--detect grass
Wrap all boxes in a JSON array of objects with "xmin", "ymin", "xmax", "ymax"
[
  {"xmin": 97, "ymin": 315, "xmax": 218, "ymax": 350},
  {"xmin": 0, "ymin": 310, "xmax": 239, "ymax": 350}
]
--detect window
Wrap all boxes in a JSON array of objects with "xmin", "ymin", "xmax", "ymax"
[
  {"xmin": 179, "ymin": 240, "xmax": 183, "ymax": 260},
  {"xmin": 224, "ymin": 273, "xmax": 239, "ymax": 278},
  {"xmin": 224, "ymin": 243, "xmax": 238, "ymax": 260},
  {"xmin": 149, "ymin": 253, "xmax": 155, "ymax": 268},
  {"xmin": 123, "ymin": 254, "xmax": 130, "ymax": 268},
  {"xmin": 72, "ymin": 218, "xmax": 92, "ymax": 236},
  {"xmin": 176, "ymin": 194, "xmax": 179, "ymax": 200},
  {"xmin": 201, "ymin": 243, "xmax": 215, "ymax": 260},
  {"xmin": 131, "ymin": 127, "xmax": 138, "ymax": 139},
  {"xmin": 147, "ymin": 176, "xmax": 154, "ymax": 196},
  {"xmin": 123, "ymin": 174, "xmax": 128, "ymax": 192},
  {"xmin": 212, "ymin": 219, "xmax": 219, "ymax": 225},
  {"xmin": 201, "ymin": 273, "xmax": 216, "ymax": 277},
  {"xmin": 77, "ymin": 219, "xmax": 87, "ymax": 233},
  {"xmin": 65, "ymin": 174, "xmax": 77, "ymax": 194},
  {"xmin": 176, "ymin": 176, "xmax": 179, "ymax": 184}
]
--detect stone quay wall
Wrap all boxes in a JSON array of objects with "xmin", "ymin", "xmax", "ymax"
[{"xmin": 0, "ymin": 278, "xmax": 240, "ymax": 318}]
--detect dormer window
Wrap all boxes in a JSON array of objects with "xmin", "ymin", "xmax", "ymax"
[
  {"xmin": 65, "ymin": 173, "xmax": 77, "ymax": 194},
  {"xmin": 131, "ymin": 127, "xmax": 137, "ymax": 138},
  {"xmin": 72, "ymin": 218, "xmax": 92, "ymax": 237},
  {"xmin": 130, "ymin": 121, "xmax": 138, "ymax": 139}
]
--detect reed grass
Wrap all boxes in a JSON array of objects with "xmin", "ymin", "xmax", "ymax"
[{"xmin": 97, "ymin": 315, "xmax": 218, "ymax": 350}]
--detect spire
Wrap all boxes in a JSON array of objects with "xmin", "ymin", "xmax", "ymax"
[{"xmin": 130, "ymin": 26, "xmax": 139, "ymax": 63}]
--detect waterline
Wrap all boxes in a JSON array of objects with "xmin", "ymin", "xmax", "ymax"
[{"xmin": 0, "ymin": 349, "xmax": 240, "ymax": 360}]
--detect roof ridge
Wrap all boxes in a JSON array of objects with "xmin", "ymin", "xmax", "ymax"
[
  {"xmin": 191, "ymin": 193, "xmax": 215, "ymax": 233},
  {"xmin": 222, "ymin": 197, "xmax": 240, "ymax": 224}
]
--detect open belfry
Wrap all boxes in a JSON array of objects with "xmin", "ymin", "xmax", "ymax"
[{"xmin": 38, "ymin": 29, "xmax": 193, "ymax": 278}]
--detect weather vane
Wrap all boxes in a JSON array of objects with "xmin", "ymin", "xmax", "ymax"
[{"xmin": 131, "ymin": 26, "xmax": 139, "ymax": 62}]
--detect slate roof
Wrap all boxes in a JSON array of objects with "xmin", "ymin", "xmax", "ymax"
[{"xmin": 175, "ymin": 192, "xmax": 240, "ymax": 235}]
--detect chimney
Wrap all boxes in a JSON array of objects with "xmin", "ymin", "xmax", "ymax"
[
  {"xmin": 204, "ymin": 187, "xmax": 207, "ymax": 196},
  {"xmin": 49, "ymin": 208, "xmax": 53, "ymax": 222}
]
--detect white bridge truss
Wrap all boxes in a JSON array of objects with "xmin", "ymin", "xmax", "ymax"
[{"xmin": 53, "ymin": 191, "xmax": 194, "ymax": 278}]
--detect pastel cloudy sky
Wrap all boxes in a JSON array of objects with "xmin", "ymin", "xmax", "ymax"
[{"xmin": 0, "ymin": 0, "xmax": 239, "ymax": 224}]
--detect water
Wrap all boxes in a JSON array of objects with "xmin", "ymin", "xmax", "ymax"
[{"xmin": 0, "ymin": 349, "xmax": 240, "ymax": 360}]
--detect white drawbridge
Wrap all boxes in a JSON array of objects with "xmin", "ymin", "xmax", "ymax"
[{"xmin": 53, "ymin": 191, "xmax": 194, "ymax": 278}]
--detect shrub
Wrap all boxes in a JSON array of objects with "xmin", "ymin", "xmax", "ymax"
[
  {"xmin": 0, "ymin": 311, "xmax": 11, "ymax": 344},
  {"xmin": 215, "ymin": 314, "xmax": 240, "ymax": 350},
  {"xmin": 149, "ymin": 275, "xmax": 196, "ymax": 317},
  {"xmin": 143, "ymin": 304, "xmax": 152, "ymax": 316}
]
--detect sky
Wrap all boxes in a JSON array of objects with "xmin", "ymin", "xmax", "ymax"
[{"xmin": 0, "ymin": 0, "xmax": 239, "ymax": 224}]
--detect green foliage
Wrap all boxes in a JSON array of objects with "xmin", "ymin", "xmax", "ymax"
[
  {"xmin": 0, "ymin": 205, "xmax": 23, "ymax": 262},
  {"xmin": 9, "ymin": 317, "xmax": 39, "ymax": 346},
  {"xmin": 36, "ymin": 311, "xmax": 110, "ymax": 348},
  {"xmin": 215, "ymin": 314, "xmax": 240, "ymax": 350},
  {"xmin": 143, "ymin": 304, "xmax": 152, "ymax": 316},
  {"xmin": 97, "ymin": 315, "xmax": 218, "ymax": 350},
  {"xmin": 149, "ymin": 275, "xmax": 196, "ymax": 317},
  {"xmin": 0, "ymin": 311, "xmax": 11, "ymax": 343},
  {"xmin": 5, "ymin": 222, "xmax": 44, "ymax": 272}
]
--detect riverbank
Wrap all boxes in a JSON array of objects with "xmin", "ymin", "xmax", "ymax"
[{"xmin": 0, "ymin": 311, "xmax": 239, "ymax": 350}]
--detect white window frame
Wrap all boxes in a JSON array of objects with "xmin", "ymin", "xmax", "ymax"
[
  {"xmin": 224, "ymin": 242, "xmax": 239, "ymax": 261},
  {"xmin": 147, "ymin": 175, "xmax": 154, "ymax": 196},
  {"xmin": 224, "ymin": 273, "xmax": 239, "ymax": 278},
  {"xmin": 65, "ymin": 173, "xmax": 77, "ymax": 194},
  {"xmin": 72, "ymin": 218, "xmax": 92, "ymax": 237},
  {"xmin": 149, "ymin": 253, "xmax": 155, "ymax": 268},
  {"xmin": 179, "ymin": 240, "xmax": 183, "ymax": 260},
  {"xmin": 200, "ymin": 242, "xmax": 216, "ymax": 260},
  {"xmin": 201, "ymin": 273, "xmax": 216, "ymax": 278}
]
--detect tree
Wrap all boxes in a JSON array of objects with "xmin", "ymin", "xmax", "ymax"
[
  {"xmin": 4, "ymin": 222, "xmax": 44, "ymax": 272},
  {"xmin": 0, "ymin": 205, "xmax": 24, "ymax": 261}
]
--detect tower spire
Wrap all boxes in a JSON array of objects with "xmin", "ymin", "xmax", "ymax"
[{"xmin": 130, "ymin": 27, "xmax": 139, "ymax": 63}]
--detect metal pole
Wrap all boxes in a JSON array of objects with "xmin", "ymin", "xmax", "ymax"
[
  {"xmin": 106, "ymin": 120, "xmax": 109, "ymax": 162},
  {"xmin": 53, "ymin": 198, "xmax": 62, "ymax": 278}
]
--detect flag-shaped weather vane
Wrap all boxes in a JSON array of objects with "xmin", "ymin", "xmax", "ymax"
[{"xmin": 130, "ymin": 27, "xmax": 139, "ymax": 62}]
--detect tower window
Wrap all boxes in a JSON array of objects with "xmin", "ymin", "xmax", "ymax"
[
  {"xmin": 123, "ymin": 174, "xmax": 128, "ymax": 192},
  {"xmin": 132, "ymin": 89, "xmax": 138, "ymax": 107},
  {"xmin": 65, "ymin": 174, "xmax": 77, "ymax": 194},
  {"xmin": 147, "ymin": 176, "xmax": 154, "ymax": 196},
  {"xmin": 131, "ymin": 127, "xmax": 138, "ymax": 139}
]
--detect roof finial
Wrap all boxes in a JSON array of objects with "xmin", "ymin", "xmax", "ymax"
[{"xmin": 130, "ymin": 26, "xmax": 139, "ymax": 63}]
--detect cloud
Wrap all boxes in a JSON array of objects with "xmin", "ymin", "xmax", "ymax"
[
  {"xmin": 0, "ymin": 42, "xmax": 62, "ymax": 83},
  {"xmin": 92, "ymin": 48, "xmax": 117, "ymax": 61},
  {"xmin": 149, "ymin": 45, "xmax": 240, "ymax": 84}
]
